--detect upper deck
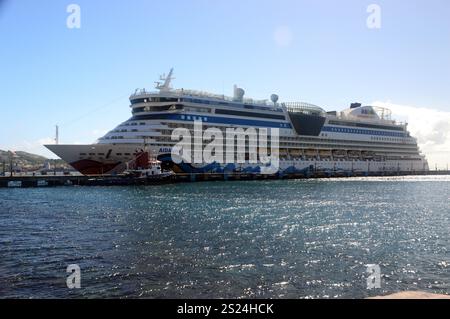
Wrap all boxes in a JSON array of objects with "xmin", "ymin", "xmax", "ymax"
[
  {"xmin": 129, "ymin": 69, "xmax": 406, "ymax": 129},
  {"xmin": 129, "ymin": 88, "xmax": 284, "ymax": 114}
]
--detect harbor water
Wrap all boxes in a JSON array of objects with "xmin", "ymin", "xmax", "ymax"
[{"xmin": 0, "ymin": 176, "xmax": 449, "ymax": 298}]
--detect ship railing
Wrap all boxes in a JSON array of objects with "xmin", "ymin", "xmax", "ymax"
[
  {"xmin": 283, "ymin": 102, "xmax": 326, "ymax": 115},
  {"xmin": 174, "ymin": 89, "xmax": 273, "ymax": 106},
  {"xmin": 130, "ymin": 88, "xmax": 158, "ymax": 97},
  {"xmin": 175, "ymin": 89, "xmax": 234, "ymax": 101},
  {"xmin": 131, "ymin": 88, "xmax": 276, "ymax": 107},
  {"xmin": 336, "ymin": 113, "xmax": 407, "ymax": 126}
]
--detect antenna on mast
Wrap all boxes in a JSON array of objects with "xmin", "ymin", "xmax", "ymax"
[
  {"xmin": 55, "ymin": 125, "xmax": 59, "ymax": 145},
  {"xmin": 155, "ymin": 68, "xmax": 175, "ymax": 92}
]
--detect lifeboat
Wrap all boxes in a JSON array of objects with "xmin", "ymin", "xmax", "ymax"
[
  {"xmin": 362, "ymin": 151, "xmax": 374, "ymax": 159},
  {"xmin": 348, "ymin": 151, "xmax": 361, "ymax": 158},
  {"xmin": 319, "ymin": 149, "xmax": 332, "ymax": 157},
  {"xmin": 289, "ymin": 149, "xmax": 302, "ymax": 157},
  {"xmin": 332, "ymin": 150, "xmax": 346, "ymax": 158},
  {"xmin": 304, "ymin": 149, "xmax": 318, "ymax": 156}
]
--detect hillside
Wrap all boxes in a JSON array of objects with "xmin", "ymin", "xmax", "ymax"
[{"xmin": 0, "ymin": 149, "xmax": 69, "ymax": 172}]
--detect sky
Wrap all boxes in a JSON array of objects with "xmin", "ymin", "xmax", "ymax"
[{"xmin": 0, "ymin": 0, "xmax": 449, "ymax": 168}]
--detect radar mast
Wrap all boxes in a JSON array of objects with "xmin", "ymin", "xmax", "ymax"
[{"xmin": 155, "ymin": 68, "xmax": 175, "ymax": 92}]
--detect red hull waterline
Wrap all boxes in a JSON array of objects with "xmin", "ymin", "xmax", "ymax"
[{"xmin": 70, "ymin": 159, "xmax": 121, "ymax": 175}]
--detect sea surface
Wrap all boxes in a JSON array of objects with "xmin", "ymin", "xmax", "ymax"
[{"xmin": 0, "ymin": 175, "xmax": 449, "ymax": 299}]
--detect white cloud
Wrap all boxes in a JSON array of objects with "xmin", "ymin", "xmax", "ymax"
[
  {"xmin": 273, "ymin": 26, "xmax": 293, "ymax": 47},
  {"xmin": 38, "ymin": 137, "xmax": 56, "ymax": 145},
  {"xmin": 373, "ymin": 101, "xmax": 450, "ymax": 169},
  {"xmin": 92, "ymin": 129, "xmax": 108, "ymax": 137}
]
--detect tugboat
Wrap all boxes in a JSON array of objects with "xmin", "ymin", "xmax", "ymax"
[
  {"xmin": 85, "ymin": 149, "xmax": 174, "ymax": 186},
  {"xmin": 122, "ymin": 149, "xmax": 174, "ymax": 182},
  {"xmin": 123, "ymin": 159, "xmax": 174, "ymax": 180}
]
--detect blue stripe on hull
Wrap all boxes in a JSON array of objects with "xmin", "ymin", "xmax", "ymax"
[{"xmin": 132, "ymin": 113, "xmax": 290, "ymax": 129}]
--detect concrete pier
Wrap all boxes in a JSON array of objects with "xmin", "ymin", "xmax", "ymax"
[
  {"xmin": 1, "ymin": 170, "xmax": 449, "ymax": 188},
  {"xmin": 369, "ymin": 291, "xmax": 450, "ymax": 299}
]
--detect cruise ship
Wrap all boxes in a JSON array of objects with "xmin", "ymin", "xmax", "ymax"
[{"xmin": 46, "ymin": 69, "xmax": 429, "ymax": 175}]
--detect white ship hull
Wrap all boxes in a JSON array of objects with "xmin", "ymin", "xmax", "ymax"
[
  {"xmin": 46, "ymin": 70, "xmax": 429, "ymax": 176},
  {"xmin": 45, "ymin": 144, "xmax": 143, "ymax": 175},
  {"xmin": 46, "ymin": 143, "xmax": 427, "ymax": 176}
]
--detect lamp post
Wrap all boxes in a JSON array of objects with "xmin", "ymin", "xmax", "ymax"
[{"xmin": 10, "ymin": 156, "xmax": 13, "ymax": 177}]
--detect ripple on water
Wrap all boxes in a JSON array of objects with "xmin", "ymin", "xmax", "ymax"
[{"xmin": 0, "ymin": 177, "xmax": 449, "ymax": 298}]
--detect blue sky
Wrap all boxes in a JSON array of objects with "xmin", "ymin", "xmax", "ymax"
[{"xmin": 0, "ymin": 0, "xmax": 449, "ymax": 167}]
